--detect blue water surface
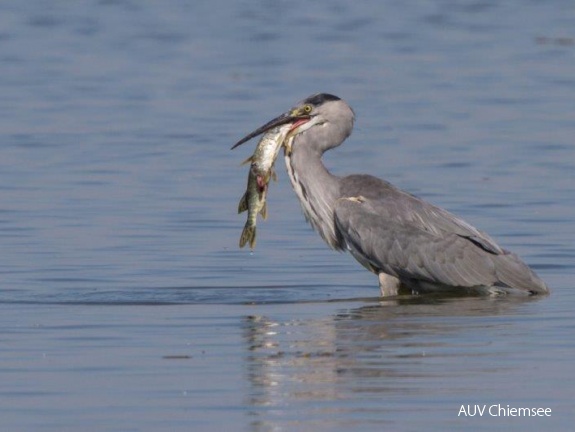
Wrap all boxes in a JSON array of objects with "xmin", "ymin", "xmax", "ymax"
[{"xmin": 0, "ymin": 1, "xmax": 574, "ymax": 431}]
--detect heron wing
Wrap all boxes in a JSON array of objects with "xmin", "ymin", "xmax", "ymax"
[
  {"xmin": 334, "ymin": 178, "xmax": 547, "ymax": 293},
  {"xmin": 339, "ymin": 175, "xmax": 503, "ymax": 254},
  {"xmin": 334, "ymin": 197, "xmax": 499, "ymax": 287}
]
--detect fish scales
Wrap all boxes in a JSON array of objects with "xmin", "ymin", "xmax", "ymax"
[{"xmin": 237, "ymin": 124, "xmax": 291, "ymax": 249}]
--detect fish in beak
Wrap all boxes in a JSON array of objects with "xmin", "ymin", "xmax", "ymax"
[{"xmin": 231, "ymin": 108, "xmax": 311, "ymax": 150}]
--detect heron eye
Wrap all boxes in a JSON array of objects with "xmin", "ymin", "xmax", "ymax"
[{"xmin": 302, "ymin": 104, "xmax": 313, "ymax": 114}]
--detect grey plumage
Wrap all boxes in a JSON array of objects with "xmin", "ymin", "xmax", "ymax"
[
  {"xmin": 334, "ymin": 176, "xmax": 547, "ymax": 294},
  {"xmin": 233, "ymin": 93, "xmax": 549, "ymax": 296}
]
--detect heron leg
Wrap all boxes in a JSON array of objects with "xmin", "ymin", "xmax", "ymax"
[{"xmin": 378, "ymin": 272, "xmax": 400, "ymax": 297}]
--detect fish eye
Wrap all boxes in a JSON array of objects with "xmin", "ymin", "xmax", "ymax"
[{"xmin": 302, "ymin": 104, "xmax": 313, "ymax": 114}]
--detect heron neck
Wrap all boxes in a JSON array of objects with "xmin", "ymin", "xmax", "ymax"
[{"xmin": 285, "ymin": 143, "xmax": 341, "ymax": 249}]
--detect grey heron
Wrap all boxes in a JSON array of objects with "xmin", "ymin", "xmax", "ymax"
[{"xmin": 233, "ymin": 93, "xmax": 549, "ymax": 296}]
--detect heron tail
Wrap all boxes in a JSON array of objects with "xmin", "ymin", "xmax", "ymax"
[{"xmin": 493, "ymin": 250, "xmax": 549, "ymax": 295}]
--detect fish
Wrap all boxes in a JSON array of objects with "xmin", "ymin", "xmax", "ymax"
[
  {"xmin": 237, "ymin": 124, "xmax": 292, "ymax": 249},
  {"xmin": 237, "ymin": 164, "xmax": 267, "ymax": 249}
]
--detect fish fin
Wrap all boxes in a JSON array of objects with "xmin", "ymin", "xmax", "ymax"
[
  {"xmin": 237, "ymin": 192, "xmax": 248, "ymax": 213},
  {"xmin": 239, "ymin": 224, "xmax": 256, "ymax": 249},
  {"xmin": 260, "ymin": 201, "xmax": 268, "ymax": 220},
  {"xmin": 240, "ymin": 156, "xmax": 253, "ymax": 166}
]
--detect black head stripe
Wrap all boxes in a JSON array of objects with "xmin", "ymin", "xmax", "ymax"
[{"xmin": 302, "ymin": 93, "xmax": 341, "ymax": 106}]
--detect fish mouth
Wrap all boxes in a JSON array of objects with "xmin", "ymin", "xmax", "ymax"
[{"xmin": 231, "ymin": 110, "xmax": 311, "ymax": 149}]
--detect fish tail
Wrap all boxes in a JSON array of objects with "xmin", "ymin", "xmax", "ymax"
[
  {"xmin": 239, "ymin": 223, "xmax": 256, "ymax": 249},
  {"xmin": 238, "ymin": 192, "xmax": 248, "ymax": 213}
]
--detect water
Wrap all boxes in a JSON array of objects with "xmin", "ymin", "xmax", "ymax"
[{"xmin": 1, "ymin": 0, "xmax": 574, "ymax": 430}]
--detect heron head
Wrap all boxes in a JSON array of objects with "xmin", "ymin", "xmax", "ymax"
[{"xmin": 231, "ymin": 93, "xmax": 354, "ymax": 151}]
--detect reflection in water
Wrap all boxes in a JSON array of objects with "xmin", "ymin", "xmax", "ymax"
[
  {"xmin": 243, "ymin": 296, "xmax": 542, "ymax": 430},
  {"xmin": 245, "ymin": 313, "xmax": 339, "ymax": 400}
]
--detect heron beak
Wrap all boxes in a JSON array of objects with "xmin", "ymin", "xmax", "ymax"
[{"xmin": 231, "ymin": 109, "xmax": 310, "ymax": 149}]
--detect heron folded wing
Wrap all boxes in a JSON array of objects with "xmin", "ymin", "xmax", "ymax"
[
  {"xmin": 339, "ymin": 175, "xmax": 503, "ymax": 255},
  {"xmin": 334, "ymin": 197, "xmax": 500, "ymax": 288}
]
